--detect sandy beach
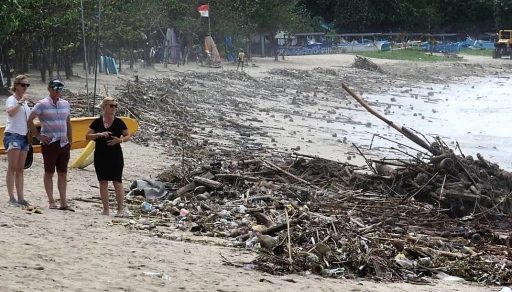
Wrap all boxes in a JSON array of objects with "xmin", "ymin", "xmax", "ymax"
[{"xmin": 1, "ymin": 53, "xmax": 510, "ymax": 291}]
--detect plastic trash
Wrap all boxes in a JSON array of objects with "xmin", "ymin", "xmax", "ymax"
[
  {"xmin": 219, "ymin": 210, "xmax": 231, "ymax": 218},
  {"xmin": 141, "ymin": 202, "xmax": 152, "ymax": 212},
  {"xmin": 238, "ymin": 205, "xmax": 247, "ymax": 213},
  {"xmin": 179, "ymin": 208, "xmax": 189, "ymax": 216},
  {"xmin": 129, "ymin": 179, "xmax": 168, "ymax": 200},
  {"xmin": 435, "ymin": 271, "xmax": 465, "ymax": 282},
  {"xmin": 144, "ymin": 272, "xmax": 171, "ymax": 281},
  {"xmin": 394, "ymin": 253, "xmax": 415, "ymax": 269},
  {"xmin": 322, "ymin": 268, "xmax": 345, "ymax": 276},
  {"xmin": 500, "ymin": 288, "xmax": 512, "ymax": 292}
]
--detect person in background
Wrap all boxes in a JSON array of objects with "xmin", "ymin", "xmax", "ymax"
[
  {"xmin": 27, "ymin": 79, "xmax": 74, "ymax": 211},
  {"xmin": 237, "ymin": 48, "xmax": 246, "ymax": 71},
  {"xmin": 85, "ymin": 97, "xmax": 130, "ymax": 217},
  {"xmin": 3, "ymin": 75, "xmax": 32, "ymax": 206}
]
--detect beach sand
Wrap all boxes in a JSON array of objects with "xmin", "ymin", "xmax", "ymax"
[{"xmin": 0, "ymin": 53, "xmax": 508, "ymax": 291}]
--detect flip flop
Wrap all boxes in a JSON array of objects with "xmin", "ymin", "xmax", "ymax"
[
  {"xmin": 17, "ymin": 200, "xmax": 31, "ymax": 206},
  {"xmin": 49, "ymin": 205, "xmax": 58, "ymax": 209},
  {"xmin": 59, "ymin": 206, "xmax": 75, "ymax": 212}
]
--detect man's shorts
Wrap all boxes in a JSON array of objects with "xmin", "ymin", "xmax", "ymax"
[
  {"xmin": 3, "ymin": 132, "xmax": 30, "ymax": 152},
  {"xmin": 41, "ymin": 141, "xmax": 70, "ymax": 173}
]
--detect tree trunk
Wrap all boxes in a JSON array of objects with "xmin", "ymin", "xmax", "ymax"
[
  {"xmin": 118, "ymin": 47, "xmax": 122, "ymax": 72},
  {"xmin": 47, "ymin": 38, "xmax": 55, "ymax": 80},
  {"xmin": 23, "ymin": 47, "xmax": 29, "ymax": 73},
  {"xmin": 270, "ymin": 31, "xmax": 278, "ymax": 61},
  {"xmin": 1, "ymin": 44, "xmax": 12, "ymax": 88},
  {"xmin": 38, "ymin": 38, "xmax": 48, "ymax": 82},
  {"xmin": 64, "ymin": 50, "xmax": 73, "ymax": 79}
]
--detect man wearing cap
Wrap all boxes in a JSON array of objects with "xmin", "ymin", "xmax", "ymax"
[{"xmin": 27, "ymin": 79, "xmax": 74, "ymax": 211}]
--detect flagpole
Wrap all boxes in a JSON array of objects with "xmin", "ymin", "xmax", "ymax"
[
  {"xmin": 208, "ymin": 2, "xmax": 211, "ymax": 35},
  {"xmin": 92, "ymin": 0, "xmax": 102, "ymax": 116},
  {"xmin": 80, "ymin": 0, "xmax": 89, "ymax": 113}
]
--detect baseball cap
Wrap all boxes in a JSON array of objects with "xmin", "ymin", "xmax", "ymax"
[{"xmin": 48, "ymin": 79, "xmax": 64, "ymax": 87}]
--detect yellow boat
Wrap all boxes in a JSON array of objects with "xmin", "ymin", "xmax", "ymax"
[{"xmin": 0, "ymin": 116, "xmax": 139, "ymax": 155}]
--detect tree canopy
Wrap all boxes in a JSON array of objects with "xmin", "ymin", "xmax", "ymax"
[{"xmin": 0, "ymin": 0, "xmax": 511, "ymax": 84}]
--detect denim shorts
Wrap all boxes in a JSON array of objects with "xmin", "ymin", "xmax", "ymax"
[{"xmin": 3, "ymin": 132, "xmax": 30, "ymax": 152}]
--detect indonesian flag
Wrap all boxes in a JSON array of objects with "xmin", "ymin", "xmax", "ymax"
[{"xmin": 197, "ymin": 4, "xmax": 209, "ymax": 17}]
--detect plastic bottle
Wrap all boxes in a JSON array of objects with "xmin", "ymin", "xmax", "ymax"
[{"xmin": 141, "ymin": 202, "xmax": 152, "ymax": 212}]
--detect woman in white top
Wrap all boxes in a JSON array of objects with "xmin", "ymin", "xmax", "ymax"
[{"xmin": 3, "ymin": 74, "xmax": 32, "ymax": 206}]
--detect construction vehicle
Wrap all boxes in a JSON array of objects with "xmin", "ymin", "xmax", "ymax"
[{"xmin": 492, "ymin": 30, "xmax": 512, "ymax": 59}]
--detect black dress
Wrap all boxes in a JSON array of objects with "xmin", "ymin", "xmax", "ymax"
[{"xmin": 89, "ymin": 116, "xmax": 128, "ymax": 182}]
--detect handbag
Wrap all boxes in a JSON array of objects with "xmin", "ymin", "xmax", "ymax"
[{"xmin": 22, "ymin": 103, "xmax": 33, "ymax": 169}]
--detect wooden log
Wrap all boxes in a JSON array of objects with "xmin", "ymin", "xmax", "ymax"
[
  {"xmin": 442, "ymin": 190, "xmax": 479, "ymax": 202},
  {"xmin": 439, "ymin": 158, "xmax": 454, "ymax": 171},
  {"xmin": 252, "ymin": 212, "xmax": 275, "ymax": 228},
  {"xmin": 193, "ymin": 176, "xmax": 224, "ymax": 190},
  {"xmin": 477, "ymin": 153, "xmax": 490, "ymax": 168},
  {"xmin": 237, "ymin": 219, "xmax": 300, "ymax": 240},
  {"xmin": 176, "ymin": 182, "xmax": 196, "ymax": 196},
  {"xmin": 430, "ymin": 154, "xmax": 449, "ymax": 163},
  {"xmin": 375, "ymin": 163, "xmax": 397, "ymax": 177},
  {"xmin": 214, "ymin": 173, "xmax": 262, "ymax": 182}
]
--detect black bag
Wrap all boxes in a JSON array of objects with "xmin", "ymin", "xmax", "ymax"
[{"xmin": 24, "ymin": 145, "xmax": 33, "ymax": 169}]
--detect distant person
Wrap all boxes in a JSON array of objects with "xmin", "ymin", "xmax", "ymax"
[
  {"xmin": 3, "ymin": 74, "xmax": 32, "ymax": 207},
  {"xmin": 27, "ymin": 79, "xmax": 74, "ymax": 211},
  {"xmin": 85, "ymin": 97, "xmax": 130, "ymax": 217},
  {"xmin": 237, "ymin": 49, "xmax": 246, "ymax": 71}
]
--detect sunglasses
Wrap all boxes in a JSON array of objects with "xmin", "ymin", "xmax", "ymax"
[
  {"xmin": 108, "ymin": 104, "xmax": 118, "ymax": 108},
  {"xmin": 52, "ymin": 86, "xmax": 64, "ymax": 91},
  {"xmin": 19, "ymin": 83, "xmax": 30, "ymax": 88}
]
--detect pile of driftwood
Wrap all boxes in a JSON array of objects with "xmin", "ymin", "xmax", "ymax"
[
  {"xmin": 121, "ymin": 79, "xmax": 512, "ymax": 283},
  {"xmin": 123, "ymin": 147, "xmax": 512, "ymax": 284},
  {"xmin": 67, "ymin": 72, "xmax": 512, "ymax": 284},
  {"xmin": 353, "ymin": 56, "xmax": 385, "ymax": 74}
]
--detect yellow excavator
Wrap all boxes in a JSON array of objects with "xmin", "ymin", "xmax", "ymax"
[{"xmin": 492, "ymin": 30, "xmax": 512, "ymax": 59}]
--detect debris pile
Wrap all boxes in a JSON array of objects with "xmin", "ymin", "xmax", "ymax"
[
  {"xmin": 353, "ymin": 56, "xmax": 385, "ymax": 74},
  {"xmin": 122, "ymin": 150, "xmax": 512, "ymax": 285},
  {"xmin": 66, "ymin": 70, "xmax": 512, "ymax": 285}
]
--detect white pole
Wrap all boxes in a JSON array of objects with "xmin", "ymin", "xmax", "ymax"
[
  {"xmin": 208, "ymin": 2, "xmax": 211, "ymax": 35},
  {"xmin": 92, "ymin": 0, "xmax": 102, "ymax": 116},
  {"xmin": 80, "ymin": 0, "xmax": 90, "ymax": 114}
]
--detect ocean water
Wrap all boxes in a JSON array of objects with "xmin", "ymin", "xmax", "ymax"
[{"xmin": 352, "ymin": 76, "xmax": 512, "ymax": 170}]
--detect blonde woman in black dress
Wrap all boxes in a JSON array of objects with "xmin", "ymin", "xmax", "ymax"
[{"xmin": 85, "ymin": 97, "xmax": 130, "ymax": 216}]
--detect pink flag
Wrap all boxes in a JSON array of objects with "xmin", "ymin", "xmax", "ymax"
[{"xmin": 197, "ymin": 4, "xmax": 209, "ymax": 17}]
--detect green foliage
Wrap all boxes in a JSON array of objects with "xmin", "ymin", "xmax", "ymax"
[
  {"xmin": 355, "ymin": 49, "xmax": 460, "ymax": 62},
  {"xmin": 495, "ymin": 0, "xmax": 512, "ymax": 29},
  {"xmin": 0, "ymin": 0, "xmax": 22, "ymax": 44},
  {"xmin": 459, "ymin": 49, "xmax": 493, "ymax": 56},
  {"xmin": 299, "ymin": 0, "xmax": 497, "ymax": 33}
]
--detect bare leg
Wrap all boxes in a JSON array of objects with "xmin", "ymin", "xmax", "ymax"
[
  {"xmin": 6, "ymin": 149, "xmax": 20, "ymax": 202},
  {"xmin": 113, "ymin": 181, "xmax": 125, "ymax": 215},
  {"xmin": 14, "ymin": 150, "xmax": 27, "ymax": 202},
  {"xmin": 44, "ymin": 172, "xmax": 56, "ymax": 207},
  {"xmin": 57, "ymin": 172, "xmax": 68, "ymax": 207},
  {"xmin": 99, "ymin": 180, "xmax": 109, "ymax": 215}
]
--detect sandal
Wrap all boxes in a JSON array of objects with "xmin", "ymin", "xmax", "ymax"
[
  {"xmin": 49, "ymin": 205, "xmax": 58, "ymax": 209},
  {"xmin": 8, "ymin": 199, "xmax": 20, "ymax": 207},
  {"xmin": 17, "ymin": 200, "xmax": 31, "ymax": 206},
  {"xmin": 59, "ymin": 206, "xmax": 75, "ymax": 212}
]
